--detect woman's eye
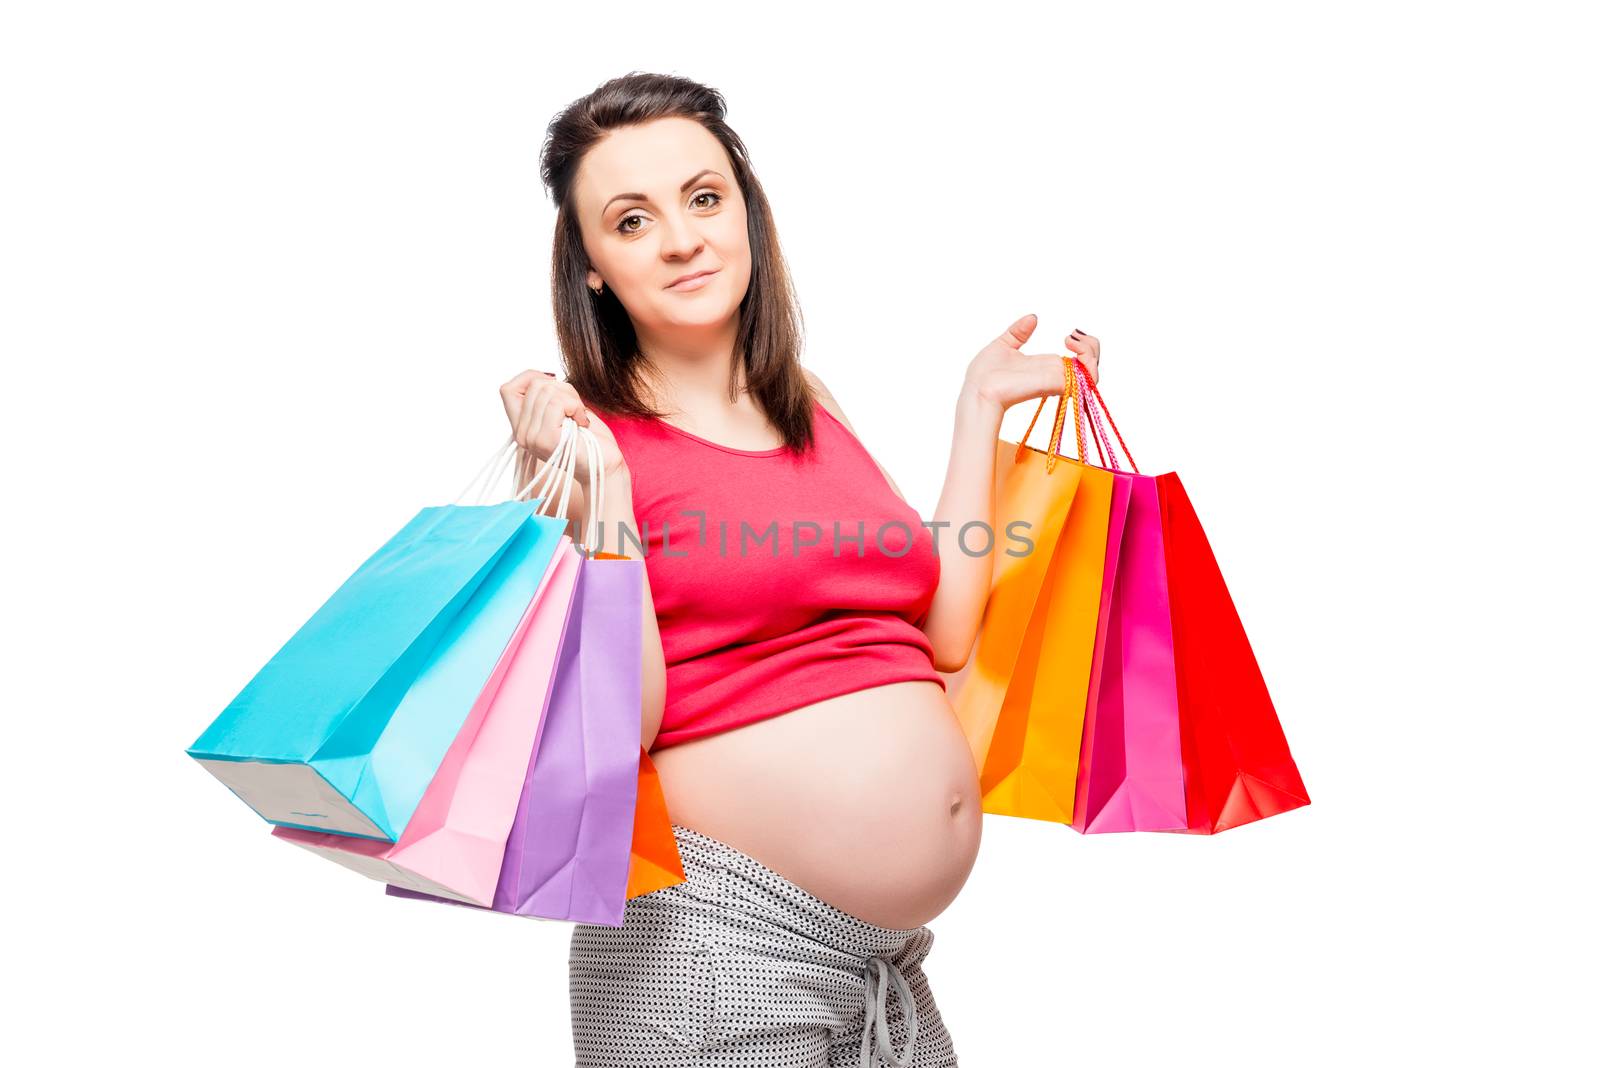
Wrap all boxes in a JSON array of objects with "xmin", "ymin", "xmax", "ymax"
[{"xmin": 614, "ymin": 191, "xmax": 722, "ymax": 235}]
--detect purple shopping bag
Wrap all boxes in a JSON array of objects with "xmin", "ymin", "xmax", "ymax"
[
  {"xmin": 1071, "ymin": 472, "xmax": 1188, "ymax": 832},
  {"xmin": 387, "ymin": 551, "xmax": 645, "ymax": 924}
]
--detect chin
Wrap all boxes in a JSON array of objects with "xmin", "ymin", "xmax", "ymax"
[{"xmin": 660, "ymin": 303, "xmax": 740, "ymax": 327}]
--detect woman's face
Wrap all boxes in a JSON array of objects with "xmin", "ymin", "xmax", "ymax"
[{"xmin": 573, "ymin": 116, "xmax": 751, "ymax": 337}]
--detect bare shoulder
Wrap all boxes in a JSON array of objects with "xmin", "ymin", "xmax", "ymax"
[
  {"xmin": 801, "ymin": 366, "xmax": 830, "ymax": 399},
  {"xmin": 801, "ymin": 367, "xmax": 854, "ymax": 432},
  {"xmin": 801, "ymin": 367, "xmax": 907, "ymax": 504}
]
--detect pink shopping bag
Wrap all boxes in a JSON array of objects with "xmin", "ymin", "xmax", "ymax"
[{"xmin": 1070, "ymin": 437, "xmax": 1187, "ymax": 831}]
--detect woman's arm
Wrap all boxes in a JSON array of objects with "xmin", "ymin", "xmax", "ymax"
[{"xmin": 920, "ymin": 386, "xmax": 1007, "ymax": 671}]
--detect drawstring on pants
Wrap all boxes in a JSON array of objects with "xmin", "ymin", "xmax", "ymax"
[{"xmin": 859, "ymin": 954, "xmax": 919, "ymax": 1067}]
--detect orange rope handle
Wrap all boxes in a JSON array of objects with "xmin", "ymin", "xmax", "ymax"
[
  {"xmin": 1045, "ymin": 358, "xmax": 1071, "ymax": 472},
  {"xmin": 1014, "ymin": 398, "xmax": 1045, "ymax": 466},
  {"xmin": 1060, "ymin": 357, "xmax": 1084, "ymax": 466},
  {"xmin": 1077, "ymin": 357, "xmax": 1140, "ymax": 474},
  {"xmin": 1014, "ymin": 357, "xmax": 1078, "ymax": 471}
]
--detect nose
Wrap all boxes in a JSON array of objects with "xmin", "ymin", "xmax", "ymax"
[
  {"xmin": 859, "ymin": 954, "xmax": 919, "ymax": 1067},
  {"xmin": 658, "ymin": 212, "xmax": 704, "ymax": 260}
]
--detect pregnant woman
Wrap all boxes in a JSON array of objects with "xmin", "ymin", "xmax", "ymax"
[{"xmin": 500, "ymin": 73, "xmax": 1101, "ymax": 1067}]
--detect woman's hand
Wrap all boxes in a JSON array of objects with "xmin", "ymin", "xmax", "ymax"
[
  {"xmin": 498, "ymin": 369, "xmax": 627, "ymax": 484},
  {"xmin": 963, "ymin": 314, "xmax": 1102, "ymax": 412}
]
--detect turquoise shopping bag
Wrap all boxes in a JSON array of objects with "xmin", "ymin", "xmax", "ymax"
[{"xmin": 188, "ymin": 440, "xmax": 566, "ymax": 842}]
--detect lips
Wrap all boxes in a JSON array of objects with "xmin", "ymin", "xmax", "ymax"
[{"xmin": 668, "ymin": 269, "xmax": 718, "ymax": 289}]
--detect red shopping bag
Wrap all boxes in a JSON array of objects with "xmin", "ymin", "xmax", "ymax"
[{"xmin": 1156, "ymin": 472, "xmax": 1310, "ymax": 832}]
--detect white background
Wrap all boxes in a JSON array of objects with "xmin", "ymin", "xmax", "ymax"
[{"xmin": 5, "ymin": 2, "xmax": 1595, "ymax": 1064}]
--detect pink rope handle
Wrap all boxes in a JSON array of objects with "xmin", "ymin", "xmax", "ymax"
[
  {"xmin": 1072, "ymin": 359, "xmax": 1119, "ymax": 470},
  {"xmin": 1076, "ymin": 360, "xmax": 1108, "ymax": 466},
  {"xmin": 1079, "ymin": 362, "xmax": 1121, "ymax": 471},
  {"xmin": 1086, "ymin": 365, "xmax": 1139, "ymax": 474},
  {"xmin": 1073, "ymin": 357, "xmax": 1141, "ymax": 475}
]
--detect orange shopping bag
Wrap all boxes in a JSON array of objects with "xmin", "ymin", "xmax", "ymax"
[
  {"xmin": 952, "ymin": 358, "xmax": 1114, "ymax": 824},
  {"xmin": 625, "ymin": 748, "xmax": 686, "ymax": 898}
]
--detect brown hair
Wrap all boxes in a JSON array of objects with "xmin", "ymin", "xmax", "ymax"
[{"xmin": 538, "ymin": 71, "xmax": 817, "ymax": 454}]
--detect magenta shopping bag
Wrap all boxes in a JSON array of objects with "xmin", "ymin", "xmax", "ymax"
[
  {"xmin": 387, "ymin": 550, "xmax": 646, "ymax": 925},
  {"xmin": 1071, "ymin": 471, "xmax": 1188, "ymax": 832}
]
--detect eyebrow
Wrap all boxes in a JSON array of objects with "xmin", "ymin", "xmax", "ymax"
[{"xmin": 602, "ymin": 169, "xmax": 726, "ymax": 218}]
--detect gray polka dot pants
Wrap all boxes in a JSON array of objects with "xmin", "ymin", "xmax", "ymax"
[{"xmin": 569, "ymin": 824, "xmax": 959, "ymax": 1066}]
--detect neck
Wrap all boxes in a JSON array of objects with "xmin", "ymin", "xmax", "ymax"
[{"xmin": 635, "ymin": 316, "xmax": 746, "ymax": 415}]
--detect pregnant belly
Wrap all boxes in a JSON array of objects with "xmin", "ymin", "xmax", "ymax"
[{"xmin": 647, "ymin": 679, "xmax": 983, "ymax": 931}]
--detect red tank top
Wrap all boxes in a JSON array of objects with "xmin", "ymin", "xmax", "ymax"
[{"xmin": 596, "ymin": 396, "xmax": 945, "ymax": 749}]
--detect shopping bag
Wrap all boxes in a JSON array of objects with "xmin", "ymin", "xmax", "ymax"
[
  {"xmin": 493, "ymin": 547, "xmax": 645, "ymax": 923},
  {"xmin": 623, "ymin": 748, "xmax": 688, "ymax": 899},
  {"xmin": 187, "ymin": 437, "xmax": 567, "ymax": 841},
  {"xmin": 1157, "ymin": 472, "xmax": 1311, "ymax": 832},
  {"xmin": 1070, "ymin": 470, "xmax": 1188, "ymax": 832},
  {"xmin": 1072, "ymin": 473, "xmax": 1129, "ymax": 828},
  {"xmin": 961, "ymin": 360, "xmax": 1117, "ymax": 824},
  {"xmin": 386, "ymin": 748, "xmax": 685, "ymax": 916},
  {"xmin": 385, "ymin": 420, "xmax": 653, "ymax": 924},
  {"xmin": 1073, "ymin": 360, "xmax": 1309, "ymax": 833},
  {"xmin": 272, "ymin": 536, "xmax": 584, "ymax": 904}
]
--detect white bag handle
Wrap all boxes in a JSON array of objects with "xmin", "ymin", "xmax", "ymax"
[
  {"xmin": 453, "ymin": 425, "xmax": 575, "ymax": 506},
  {"xmin": 527, "ymin": 421, "xmax": 577, "ymax": 513},
  {"xmin": 518, "ymin": 418, "xmax": 576, "ymax": 508},
  {"xmin": 453, "ymin": 421, "xmax": 606, "ymax": 552},
  {"xmin": 576, "ymin": 422, "xmax": 604, "ymax": 553},
  {"xmin": 528, "ymin": 419, "xmax": 605, "ymax": 553},
  {"xmin": 452, "ymin": 434, "xmax": 520, "ymax": 506}
]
